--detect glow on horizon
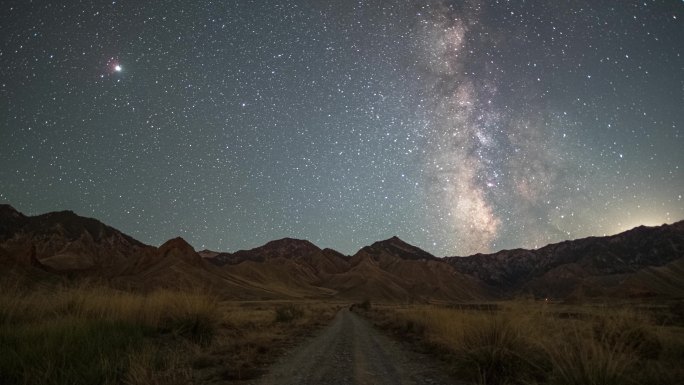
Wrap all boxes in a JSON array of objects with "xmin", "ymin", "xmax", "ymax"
[{"xmin": 608, "ymin": 215, "xmax": 675, "ymax": 236}]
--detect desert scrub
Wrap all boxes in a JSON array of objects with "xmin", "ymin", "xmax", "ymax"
[
  {"xmin": 543, "ymin": 328, "xmax": 635, "ymax": 385},
  {"xmin": 366, "ymin": 305, "xmax": 548, "ymax": 384},
  {"xmin": 124, "ymin": 345, "xmax": 194, "ymax": 385},
  {"xmin": 453, "ymin": 313, "xmax": 548, "ymax": 384},
  {"xmin": 542, "ymin": 308, "xmax": 676, "ymax": 385},
  {"xmin": 364, "ymin": 302, "xmax": 683, "ymax": 385},
  {"xmin": 274, "ymin": 303, "xmax": 304, "ymax": 322},
  {"xmin": 0, "ymin": 284, "xmax": 220, "ymax": 385},
  {"xmin": 0, "ymin": 317, "xmax": 145, "ymax": 385},
  {"xmin": 591, "ymin": 309, "xmax": 662, "ymax": 359},
  {"xmin": 202, "ymin": 302, "xmax": 337, "ymax": 381}
]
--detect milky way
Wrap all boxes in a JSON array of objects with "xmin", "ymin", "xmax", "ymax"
[
  {"xmin": 417, "ymin": 2, "xmax": 597, "ymax": 254},
  {"xmin": 0, "ymin": 1, "xmax": 682, "ymax": 256}
]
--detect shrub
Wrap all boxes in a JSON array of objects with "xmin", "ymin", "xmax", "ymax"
[
  {"xmin": 593, "ymin": 310, "xmax": 662, "ymax": 360},
  {"xmin": 359, "ymin": 299, "xmax": 372, "ymax": 310},
  {"xmin": 158, "ymin": 289, "xmax": 219, "ymax": 345},
  {"xmin": 166, "ymin": 313, "xmax": 216, "ymax": 345},
  {"xmin": 404, "ymin": 319, "xmax": 426, "ymax": 335},
  {"xmin": 545, "ymin": 330, "xmax": 635, "ymax": 385},
  {"xmin": 350, "ymin": 299, "xmax": 372, "ymax": 312},
  {"xmin": 124, "ymin": 346, "xmax": 193, "ymax": 385},
  {"xmin": 453, "ymin": 314, "xmax": 548, "ymax": 384},
  {"xmin": 274, "ymin": 304, "xmax": 304, "ymax": 323}
]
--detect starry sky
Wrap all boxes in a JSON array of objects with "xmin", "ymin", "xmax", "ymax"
[{"xmin": 1, "ymin": 1, "xmax": 682, "ymax": 256}]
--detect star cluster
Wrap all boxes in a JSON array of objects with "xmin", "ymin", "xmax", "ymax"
[{"xmin": 1, "ymin": 1, "xmax": 682, "ymax": 256}]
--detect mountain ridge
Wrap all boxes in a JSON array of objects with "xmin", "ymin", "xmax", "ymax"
[
  {"xmin": 1, "ymin": 204, "xmax": 682, "ymax": 300},
  {"xmin": 445, "ymin": 221, "xmax": 684, "ymax": 298}
]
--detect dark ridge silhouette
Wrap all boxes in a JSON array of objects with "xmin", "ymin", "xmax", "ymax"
[
  {"xmin": 445, "ymin": 221, "xmax": 684, "ymax": 298},
  {"xmin": 1, "ymin": 204, "xmax": 682, "ymax": 300}
]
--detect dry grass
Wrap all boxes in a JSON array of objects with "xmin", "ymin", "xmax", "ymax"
[
  {"xmin": 0, "ymin": 282, "xmax": 338, "ymax": 385},
  {"xmin": 201, "ymin": 301, "xmax": 339, "ymax": 381},
  {"xmin": 0, "ymin": 282, "xmax": 220, "ymax": 385},
  {"xmin": 124, "ymin": 345, "xmax": 194, "ymax": 385},
  {"xmin": 0, "ymin": 283, "xmax": 219, "ymax": 328},
  {"xmin": 361, "ymin": 301, "xmax": 684, "ymax": 385}
]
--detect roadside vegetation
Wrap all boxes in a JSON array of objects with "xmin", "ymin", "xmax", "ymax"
[
  {"xmin": 209, "ymin": 301, "xmax": 336, "ymax": 380},
  {"xmin": 357, "ymin": 300, "xmax": 684, "ymax": 385},
  {"xmin": 0, "ymin": 281, "xmax": 337, "ymax": 385}
]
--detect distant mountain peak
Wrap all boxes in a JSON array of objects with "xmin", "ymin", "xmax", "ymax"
[
  {"xmin": 262, "ymin": 237, "xmax": 319, "ymax": 250},
  {"xmin": 39, "ymin": 209, "xmax": 79, "ymax": 220},
  {"xmin": 253, "ymin": 237, "xmax": 322, "ymax": 256},
  {"xmin": 362, "ymin": 236, "xmax": 436, "ymax": 261},
  {"xmin": 157, "ymin": 237, "xmax": 201, "ymax": 265},
  {"xmin": 0, "ymin": 204, "xmax": 24, "ymax": 219},
  {"xmin": 381, "ymin": 235, "xmax": 407, "ymax": 244},
  {"xmin": 206, "ymin": 237, "xmax": 326, "ymax": 266},
  {"xmin": 0, "ymin": 203, "xmax": 18, "ymax": 212},
  {"xmin": 159, "ymin": 237, "xmax": 195, "ymax": 253}
]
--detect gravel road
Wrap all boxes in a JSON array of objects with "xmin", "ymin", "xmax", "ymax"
[{"xmin": 252, "ymin": 309, "xmax": 458, "ymax": 385}]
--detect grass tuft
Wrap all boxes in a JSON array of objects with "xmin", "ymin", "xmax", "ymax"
[
  {"xmin": 124, "ymin": 345, "xmax": 193, "ymax": 385},
  {"xmin": 274, "ymin": 304, "xmax": 304, "ymax": 323},
  {"xmin": 454, "ymin": 314, "xmax": 547, "ymax": 384},
  {"xmin": 545, "ymin": 328, "xmax": 634, "ymax": 385}
]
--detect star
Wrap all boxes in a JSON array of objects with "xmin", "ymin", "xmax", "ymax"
[{"xmin": 0, "ymin": 1, "xmax": 681, "ymax": 256}]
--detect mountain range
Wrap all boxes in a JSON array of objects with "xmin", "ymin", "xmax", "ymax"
[{"xmin": 1, "ymin": 204, "xmax": 683, "ymax": 301}]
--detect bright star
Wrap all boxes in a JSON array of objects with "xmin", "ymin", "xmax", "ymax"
[{"xmin": 114, "ymin": 65, "xmax": 122, "ymax": 72}]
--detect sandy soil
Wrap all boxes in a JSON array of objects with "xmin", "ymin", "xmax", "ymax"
[{"xmin": 251, "ymin": 309, "xmax": 459, "ymax": 385}]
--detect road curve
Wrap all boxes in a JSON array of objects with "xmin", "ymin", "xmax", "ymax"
[{"xmin": 252, "ymin": 309, "xmax": 457, "ymax": 385}]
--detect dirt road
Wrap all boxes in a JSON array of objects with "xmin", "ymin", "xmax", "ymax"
[{"xmin": 253, "ymin": 309, "xmax": 457, "ymax": 385}]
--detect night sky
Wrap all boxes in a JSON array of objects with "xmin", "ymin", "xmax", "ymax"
[{"xmin": 1, "ymin": 1, "xmax": 682, "ymax": 256}]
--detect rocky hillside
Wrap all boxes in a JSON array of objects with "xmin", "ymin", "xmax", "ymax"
[
  {"xmin": 0, "ymin": 205, "xmax": 488, "ymax": 301},
  {"xmin": 445, "ymin": 221, "xmax": 684, "ymax": 298},
  {"xmin": 0, "ymin": 205, "xmax": 290, "ymax": 299},
  {"xmin": 0, "ymin": 204, "xmax": 149, "ymax": 272},
  {"xmin": 2, "ymin": 204, "xmax": 682, "ymax": 301}
]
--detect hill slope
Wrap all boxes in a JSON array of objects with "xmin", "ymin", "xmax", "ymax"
[
  {"xmin": 445, "ymin": 221, "xmax": 684, "ymax": 299},
  {"xmin": 0, "ymin": 205, "xmax": 301, "ymax": 299},
  {"xmin": 3, "ymin": 204, "xmax": 682, "ymax": 301},
  {"xmin": 0, "ymin": 205, "xmax": 486, "ymax": 301}
]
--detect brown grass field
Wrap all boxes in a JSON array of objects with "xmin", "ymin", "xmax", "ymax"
[
  {"xmin": 0, "ymin": 281, "xmax": 339, "ymax": 385},
  {"xmin": 2, "ymin": 276, "xmax": 683, "ymax": 385},
  {"xmin": 357, "ymin": 300, "xmax": 684, "ymax": 385}
]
